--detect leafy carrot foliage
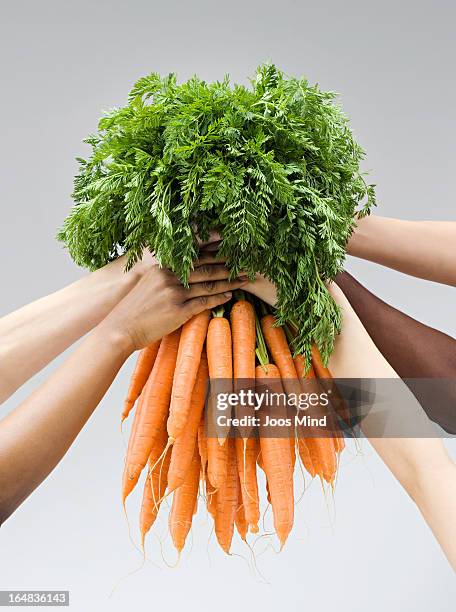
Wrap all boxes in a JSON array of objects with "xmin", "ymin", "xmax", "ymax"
[{"xmin": 58, "ymin": 64, "xmax": 376, "ymax": 364}]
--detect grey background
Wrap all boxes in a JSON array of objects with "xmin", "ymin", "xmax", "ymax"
[{"xmin": 0, "ymin": 0, "xmax": 455, "ymax": 610}]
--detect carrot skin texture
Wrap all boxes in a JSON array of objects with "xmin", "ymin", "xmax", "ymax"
[
  {"xmin": 311, "ymin": 344, "xmax": 348, "ymax": 453},
  {"xmin": 256, "ymin": 364, "xmax": 294, "ymax": 548},
  {"xmin": 231, "ymin": 299, "xmax": 256, "ymax": 381},
  {"xmin": 167, "ymin": 352, "xmax": 208, "ymax": 491},
  {"xmin": 207, "ymin": 316, "xmax": 233, "ymax": 379},
  {"xmin": 235, "ymin": 437, "xmax": 260, "ymax": 533},
  {"xmin": 207, "ymin": 436, "xmax": 228, "ymax": 489},
  {"xmin": 167, "ymin": 311, "xmax": 211, "ymax": 441},
  {"xmin": 122, "ymin": 329, "xmax": 180, "ymax": 501},
  {"xmin": 122, "ymin": 340, "xmax": 161, "ymax": 421},
  {"xmin": 207, "ymin": 314, "xmax": 233, "ymax": 444},
  {"xmin": 206, "ymin": 475, "xmax": 217, "ymax": 519},
  {"xmin": 169, "ymin": 446, "xmax": 201, "ymax": 552},
  {"xmin": 295, "ymin": 358, "xmax": 338, "ymax": 482},
  {"xmin": 234, "ymin": 477, "xmax": 248, "ymax": 541},
  {"xmin": 198, "ymin": 418, "xmax": 208, "ymax": 474},
  {"xmin": 139, "ymin": 428, "xmax": 171, "ymax": 544},
  {"xmin": 214, "ymin": 439, "xmax": 239, "ymax": 553},
  {"xmin": 231, "ymin": 299, "xmax": 259, "ymax": 532},
  {"xmin": 261, "ymin": 315, "xmax": 300, "ymax": 395},
  {"xmin": 298, "ymin": 438, "xmax": 316, "ymax": 478}
]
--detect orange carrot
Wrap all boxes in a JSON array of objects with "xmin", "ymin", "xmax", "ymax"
[
  {"xmin": 207, "ymin": 436, "xmax": 228, "ymax": 489},
  {"xmin": 295, "ymin": 358, "xmax": 338, "ymax": 483},
  {"xmin": 256, "ymin": 363, "xmax": 294, "ymax": 548},
  {"xmin": 234, "ymin": 478, "xmax": 248, "ymax": 542},
  {"xmin": 122, "ymin": 329, "xmax": 180, "ymax": 502},
  {"xmin": 206, "ymin": 310, "xmax": 233, "ymax": 446},
  {"xmin": 257, "ymin": 450, "xmax": 265, "ymax": 473},
  {"xmin": 298, "ymin": 438, "xmax": 316, "ymax": 478},
  {"xmin": 293, "ymin": 353, "xmax": 311, "ymax": 380},
  {"xmin": 290, "ymin": 436, "xmax": 296, "ymax": 469},
  {"xmin": 167, "ymin": 311, "xmax": 211, "ymax": 442},
  {"xmin": 206, "ymin": 475, "xmax": 217, "ymax": 520},
  {"xmin": 231, "ymin": 299, "xmax": 256, "ymax": 381},
  {"xmin": 235, "ymin": 438, "xmax": 260, "ymax": 533},
  {"xmin": 214, "ymin": 439, "xmax": 239, "ymax": 553},
  {"xmin": 167, "ymin": 352, "xmax": 208, "ymax": 491},
  {"xmin": 305, "ymin": 437, "xmax": 337, "ymax": 484},
  {"xmin": 311, "ymin": 344, "xmax": 348, "ymax": 452},
  {"xmin": 261, "ymin": 315, "xmax": 301, "ymax": 397},
  {"xmin": 198, "ymin": 418, "xmax": 208, "ymax": 475},
  {"xmin": 122, "ymin": 340, "xmax": 161, "ymax": 422},
  {"xmin": 207, "ymin": 312, "xmax": 233, "ymax": 377},
  {"xmin": 169, "ymin": 446, "xmax": 201, "ymax": 553},
  {"xmin": 231, "ymin": 298, "xmax": 259, "ymax": 533},
  {"xmin": 139, "ymin": 427, "xmax": 171, "ymax": 546}
]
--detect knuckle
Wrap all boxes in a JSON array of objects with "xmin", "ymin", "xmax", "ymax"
[
  {"xmin": 198, "ymin": 295, "xmax": 208, "ymax": 306},
  {"xmin": 203, "ymin": 280, "xmax": 216, "ymax": 292},
  {"xmin": 166, "ymin": 285, "xmax": 181, "ymax": 301},
  {"xmin": 199, "ymin": 264, "xmax": 213, "ymax": 276}
]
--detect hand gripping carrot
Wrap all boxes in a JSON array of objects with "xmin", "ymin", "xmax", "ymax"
[
  {"xmin": 121, "ymin": 340, "xmax": 161, "ymax": 422},
  {"xmin": 169, "ymin": 446, "xmax": 201, "ymax": 553},
  {"xmin": 122, "ymin": 329, "xmax": 181, "ymax": 502},
  {"xmin": 167, "ymin": 310, "xmax": 211, "ymax": 442},
  {"xmin": 167, "ymin": 352, "xmax": 208, "ymax": 491},
  {"xmin": 256, "ymin": 363, "xmax": 294, "ymax": 548}
]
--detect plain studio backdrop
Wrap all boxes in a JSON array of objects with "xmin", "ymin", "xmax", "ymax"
[{"xmin": 0, "ymin": 1, "xmax": 455, "ymax": 610}]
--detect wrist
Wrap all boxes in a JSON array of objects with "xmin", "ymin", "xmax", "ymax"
[
  {"xmin": 94, "ymin": 319, "xmax": 136, "ymax": 361},
  {"xmin": 347, "ymin": 214, "xmax": 379, "ymax": 257},
  {"xmin": 244, "ymin": 274, "xmax": 278, "ymax": 306}
]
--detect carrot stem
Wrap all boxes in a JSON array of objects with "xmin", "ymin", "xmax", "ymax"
[
  {"xmin": 212, "ymin": 305, "xmax": 225, "ymax": 318},
  {"xmin": 254, "ymin": 303, "xmax": 269, "ymax": 367}
]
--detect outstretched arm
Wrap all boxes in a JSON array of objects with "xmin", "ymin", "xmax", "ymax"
[
  {"xmin": 348, "ymin": 215, "xmax": 456, "ymax": 286},
  {"xmin": 327, "ymin": 282, "xmax": 456, "ymax": 570},
  {"xmin": 0, "ymin": 262, "xmax": 246, "ymax": 523},
  {"xmin": 0, "ymin": 254, "xmax": 150, "ymax": 403},
  {"xmin": 335, "ymin": 271, "xmax": 456, "ymax": 433}
]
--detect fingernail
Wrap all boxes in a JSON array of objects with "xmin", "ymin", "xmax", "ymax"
[{"xmin": 223, "ymin": 291, "xmax": 232, "ymax": 298}]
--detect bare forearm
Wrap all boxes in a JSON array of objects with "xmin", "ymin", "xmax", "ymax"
[
  {"xmin": 328, "ymin": 282, "xmax": 456, "ymax": 568},
  {"xmin": 348, "ymin": 216, "xmax": 456, "ymax": 286},
  {"xmin": 0, "ymin": 257, "xmax": 141, "ymax": 402},
  {"xmin": 0, "ymin": 324, "xmax": 132, "ymax": 523},
  {"xmin": 335, "ymin": 271, "xmax": 456, "ymax": 433},
  {"xmin": 413, "ymin": 460, "xmax": 456, "ymax": 569}
]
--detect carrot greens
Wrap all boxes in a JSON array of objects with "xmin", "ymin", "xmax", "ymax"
[{"xmin": 58, "ymin": 64, "xmax": 376, "ymax": 364}]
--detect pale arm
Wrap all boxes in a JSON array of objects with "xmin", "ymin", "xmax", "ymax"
[
  {"xmin": 348, "ymin": 215, "xmax": 456, "ymax": 286},
  {"xmin": 328, "ymin": 282, "xmax": 456, "ymax": 570},
  {"xmin": 0, "ymin": 262, "xmax": 247, "ymax": 522},
  {"xmin": 0, "ymin": 255, "xmax": 148, "ymax": 403}
]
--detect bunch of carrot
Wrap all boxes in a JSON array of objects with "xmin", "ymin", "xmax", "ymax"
[{"xmin": 121, "ymin": 296, "xmax": 345, "ymax": 555}]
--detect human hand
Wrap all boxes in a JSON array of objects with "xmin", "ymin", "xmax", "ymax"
[
  {"xmin": 99, "ymin": 256, "xmax": 249, "ymax": 353},
  {"xmin": 198, "ymin": 238, "xmax": 278, "ymax": 307},
  {"xmin": 241, "ymin": 273, "xmax": 277, "ymax": 306}
]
